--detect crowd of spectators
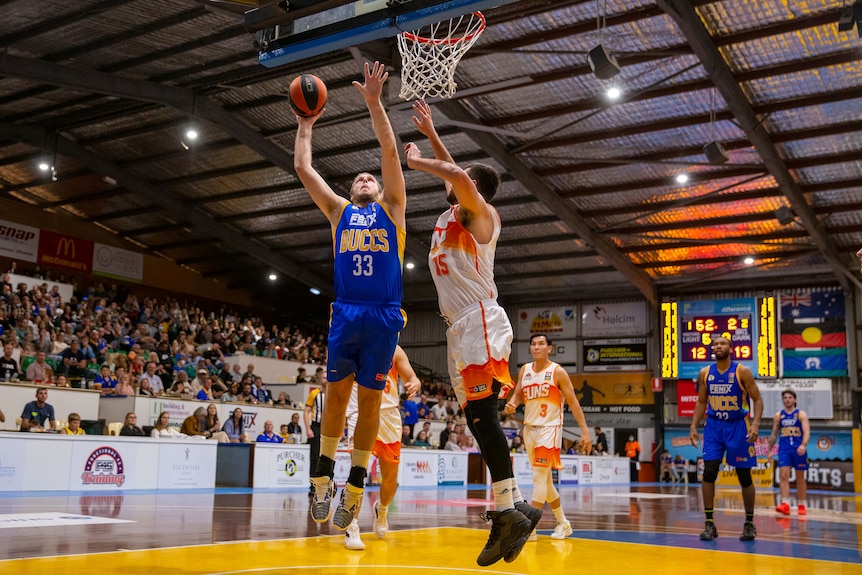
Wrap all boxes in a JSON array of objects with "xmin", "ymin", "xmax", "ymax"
[{"xmin": 0, "ymin": 259, "xmax": 329, "ymax": 396}]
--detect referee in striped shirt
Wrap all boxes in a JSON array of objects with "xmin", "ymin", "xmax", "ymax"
[{"xmin": 304, "ymin": 378, "xmax": 326, "ymax": 494}]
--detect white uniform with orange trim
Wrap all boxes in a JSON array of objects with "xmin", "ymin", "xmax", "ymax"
[
  {"xmin": 346, "ymin": 361, "xmax": 402, "ymax": 464},
  {"xmin": 429, "ymin": 206, "xmax": 513, "ymax": 406},
  {"xmin": 520, "ymin": 361, "xmax": 564, "ymax": 469}
]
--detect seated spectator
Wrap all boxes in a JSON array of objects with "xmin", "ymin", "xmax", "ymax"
[
  {"xmin": 310, "ymin": 366, "xmax": 324, "ymax": 385},
  {"xmin": 61, "ymin": 338, "xmax": 87, "ymax": 384},
  {"xmin": 24, "ymin": 350, "xmax": 50, "ymax": 383},
  {"xmin": 20, "ymin": 387, "xmax": 57, "ymax": 432},
  {"xmin": 196, "ymin": 376, "xmax": 215, "ymax": 401},
  {"xmin": 274, "ymin": 392, "xmax": 290, "ymax": 406},
  {"xmin": 295, "ymin": 367, "xmax": 307, "ymax": 383},
  {"xmin": 430, "ymin": 398, "xmax": 448, "ymax": 420},
  {"xmin": 256, "ymin": 420, "xmax": 283, "ymax": 443},
  {"xmin": 94, "ymin": 364, "xmax": 117, "ymax": 395},
  {"xmin": 444, "ymin": 432, "xmax": 461, "ymax": 451},
  {"xmin": 138, "ymin": 362, "xmax": 163, "ymax": 395},
  {"xmin": 413, "ymin": 429, "xmax": 432, "ymax": 447},
  {"xmin": 60, "ymin": 412, "xmax": 86, "ymax": 435},
  {"xmin": 119, "ymin": 412, "xmax": 144, "ymax": 436},
  {"xmin": 54, "ymin": 374, "xmax": 70, "ymax": 388},
  {"xmin": 222, "ymin": 407, "xmax": 248, "ymax": 443},
  {"xmin": 510, "ymin": 435, "xmax": 526, "ymax": 454},
  {"xmin": 461, "ymin": 435, "xmax": 479, "ymax": 453},
  {"xmin": 659, "ymin": 450, "xmax": 674, "ymax": 482},
  {"xmin": 401, "ymin": 424, "xmax": 413, "ymax": 447},
  {"xmin": 151, "ymin": 411, "xmax": 184, "ymax": 438},
  {"xmin": 114, "ymin": 373, "xmax": 136, "ymax": 396},
  {"xmin": 1, "ymin": 342, "xmax": 20, "ymax": 381},
  {"xmin": 251, "ymin": 376, "xmax": 271, "ymax": 405},
  {"xmin": 203, "ymin": 404, "xmax": 229, "ymax": 442},
  {"xmin": 673, "ymin": 455, "xmax": 688, "ymax": 483},
  {"xmin": 279, "ymin": 423, "xmax": 292, "ymax": 443},
  {"xmin": 287, "ymin": 412, "xmax": 302, "ymax": 437},
  {"xmin": 138, "ymin": 378, "xmax": 156, "ymax": 397},
  {"xmin": 239, "ymin": 381, "xmax": 258, "ymax": 405},
  {"xmin": 439, "ymin": 420, "xmax": 455, "ymax": 448},
  {"xmin": 220, "ymin": 382, "xmax": 240, "ymax": 403},
  {"xmin": 167, "ymin": 379, "xmax": 188, "ymax": 398}
]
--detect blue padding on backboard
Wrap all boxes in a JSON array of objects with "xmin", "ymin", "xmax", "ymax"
[{"xmin": 259, "ymin": 0, "xmax": 516, "ymax": 68}]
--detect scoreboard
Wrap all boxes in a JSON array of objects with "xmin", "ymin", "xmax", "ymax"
[{"xmin": 662, "ymin": 297, "xmax": 777, "ymax": 379}]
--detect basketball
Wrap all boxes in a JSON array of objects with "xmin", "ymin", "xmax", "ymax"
[{"xmin": 289, "ymin": 74, "xmax": 327, "ymax": 117}]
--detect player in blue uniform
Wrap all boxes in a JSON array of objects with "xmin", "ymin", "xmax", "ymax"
[
  {"xmin": 689, "ymin": 335, "xmax": 763, "ymax": 541},
  {"xmin": 766, "ymin": 389, "xmax": 809, "ymax": 515},
  {"xmin": 294, "ymin": 61, "xmax": 407, "ymax": 530}
]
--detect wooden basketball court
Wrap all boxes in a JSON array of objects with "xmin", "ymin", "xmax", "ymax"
[{"xmin": 1, "ymin": 484, "xmax": 859, "ymax": 575}]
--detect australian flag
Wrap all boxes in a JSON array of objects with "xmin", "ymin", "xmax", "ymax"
[{"xmin": 780, "ymin": 287, "xmax": 844, "ymax": 321}]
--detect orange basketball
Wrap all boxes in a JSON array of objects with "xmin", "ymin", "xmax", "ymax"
[{"xmin": 289, "ymin": 74, "xmax": 327, "ymax": 117}]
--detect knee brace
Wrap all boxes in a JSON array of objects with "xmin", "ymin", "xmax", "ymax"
[
  {"xmin": 736, "ymin": 467, "xmax": 753, "ymax": 488},
  {"xmin": 702, "ymin": 459, "xmax": 721, "ymax": 484},
  {"xmin": 532, "ymin": 467, "xmax": 549, "ymax": 503}
]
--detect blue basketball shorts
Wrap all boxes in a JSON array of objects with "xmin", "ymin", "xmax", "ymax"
[
  {"xmin": 702, "ymin": 417, "xmax": 756, "ymax": 468},
  {"xmin": 327, "ymin": 301, "xmax": 407, "ymax": 390},
  {"xmin": 777, "ymin": 446, "xmax": 809, "ymax": 470}
]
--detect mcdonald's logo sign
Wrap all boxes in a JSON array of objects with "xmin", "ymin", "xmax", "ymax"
[
  {"xmin": 37, "ymin": 230, "xmax": 93, "ymax": 272},
  {"xmin": 57, "ymin": 237, "xmax": 76, "ymax": 258}
]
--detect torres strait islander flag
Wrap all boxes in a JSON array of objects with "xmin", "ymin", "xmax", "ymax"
[{"xmin": 782, "ymin": 348, "xmax": 848, "ymax": 378}]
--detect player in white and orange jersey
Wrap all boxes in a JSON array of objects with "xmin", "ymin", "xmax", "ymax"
[
  {"xmin": 342, "ymin": 345, "xmax": 420, "ymax": 550},
  {"xmin": 405, "ymin": 99, "xmax": 536, "ymax": 567},
  {"xmin": 505, "ymin": 333, "xmax": 592, "ymax": 541}
]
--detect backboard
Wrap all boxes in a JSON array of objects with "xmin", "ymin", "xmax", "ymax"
[{"xmin": 253, "ymin": 0, "xmax": 520, "ymax": 68}]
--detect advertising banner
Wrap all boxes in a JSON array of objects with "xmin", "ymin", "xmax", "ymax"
[
  {"xmin": 582, "ymin": 338, "xmax": 647, "ymax": 371},
  {"xmin": 569, "ymin": 372, "xmax": 654, "ymax": 408},
  {"xmin": 157, "ymin": 442, "xmax": 217, "ymax": 489},
  {"xmin": 558, "ymin": 455, "xmax": 578, "ymax": 485},
  {"xmin": 515, "ymin": 338, "xmax": 576, "ymax": 366},
  {"xmin": 716, "ymin": 457, "xmax": 773, "ymax": 489},
  {"xmin": 68, "ymin": 440, "xmax": 159, "ymax": 491},
  {"xmin": 253, "ymin": 444, "xmax": 311, "ymax": 488},
  {"xmin": 0, "ymin": 438, "xmax": 24, "ymax": 491},
  {"xmin": 510, "ymin": 453, "xmax": 533, "ymax": 487},
  {"xmin": 38, "ymin": 230, "xmax": 93, "ymax": 274},
  {"xmin": 0, "ymin": 218, "xmax": 39, "ymax": 263},
  {"xmin": 516, "ymin": 307, "xmax": 578, "ymax": 339},
  {"xmin": 676, "ymin": 379, "xmax": 698, "ymax": 418},
  {"xmin": 758, "ymin": 378, "xmax": 833, "ymax": 420},
  {"xmin": 582, "ymin": 301, "xmax": 647, "ymax": 337},
  {"xmin": 436, "ymin": 451, "xmax": 468, "ymax": 486},
  {"xmin": 399, "ymin": 450, "xmax": 438, "ymax": 487},
  {"xmin": 93, "ymin": 243, "xmax": 144, "ymax": 283}
]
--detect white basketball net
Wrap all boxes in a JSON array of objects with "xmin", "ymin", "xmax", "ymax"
[{"xmin": 397, "ymin": 11, "xmax": 486, "ymax": 100}]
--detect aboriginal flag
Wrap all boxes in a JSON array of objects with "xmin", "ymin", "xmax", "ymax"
[{"xmin": 780, "ymin": 319, "xmax": 846, "ymax": 349}]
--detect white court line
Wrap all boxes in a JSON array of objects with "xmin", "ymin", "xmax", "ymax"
[{"xmin": 205, "ymin": 565, "xmax": 528, "ymax": 575}]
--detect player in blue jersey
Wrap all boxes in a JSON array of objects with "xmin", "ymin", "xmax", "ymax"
[
  {"xmin": 689, "ymin": 335, "xmax": 763, "ymax": 542},
  {"xmin": 294, "ymin": 61, "xmax": 407, "ymax": 531},
  {"xmin": 766, "ymin": 389, "xmax": 809, "ymax": 516}
]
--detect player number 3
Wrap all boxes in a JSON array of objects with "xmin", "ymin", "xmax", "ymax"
[{"xmin": 352, "ymin": 254, "xmax": 373, "ymax": 276}]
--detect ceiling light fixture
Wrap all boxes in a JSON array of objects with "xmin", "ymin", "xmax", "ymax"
[
  {"xmin": 186, "ymin": 129, "xmax": 199, "ymax": 141},
  {"xmin": 309, "ymin": 287, "xmax": 321, "ymax": 296},
  {"xmin": 606, "ymin": 86, "xmax": 621, "ymax": 100},
  {"xmin": 838, "ymin": 0, "xmax": 862, "ymax": 36},
  {"xmin": 743, "ymin": 256, "xmax": 755, "ymax": 265},
  {"xmin": 703, "ymin": 89, "xmax": 728, "ymax": 165},
  {"xmin": 268, "ymin": 273, "xmax": 277, "ymax": 281},
  {"xmin": 405, "ymin": 262, "xmax": 415, "ymax": 270},
  {"xmin": 38, "ymin": 161, "xmax": 51, "ymax": 172},
  {"xmin": 775, "ymin": 206, "xmax": 795, "ymax": 226},
  {"xmin": 675, "ymin": 173, "xmax": 689, "ymax": 184}
]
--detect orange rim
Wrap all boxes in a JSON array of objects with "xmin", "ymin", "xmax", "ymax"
[{"xmin": 402, "ymin": 11, "xmax": 485, "ymax": 46}]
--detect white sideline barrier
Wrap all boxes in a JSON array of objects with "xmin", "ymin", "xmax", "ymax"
[
  {"xmin": 489, "ymin": 453, "xmax": 631, "ymax": 486},
  {"xmin": 0, "ymin": 433, "xmax": 217, "ymax": 492},
  {"xmin": 252, "ymin": 443, "xmax": 311, "ymax": 489}
]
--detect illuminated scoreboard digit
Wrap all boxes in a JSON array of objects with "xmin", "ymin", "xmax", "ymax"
[
  {"xmin": 680, "ymin": 315, "xmax": 753, "ymax": 362},
  {"xmin": 677, "ymin": 298, "xmax": 759, "ymax": 378}
]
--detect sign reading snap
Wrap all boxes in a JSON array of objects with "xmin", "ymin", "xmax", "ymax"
[{"xmin": 0, "ymin": 218, "xmax": 39, "ymax": 262}]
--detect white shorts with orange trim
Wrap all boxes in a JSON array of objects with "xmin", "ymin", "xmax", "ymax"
[
  {"xmin": 446, "ymin": 300, "xmax": 513, "ymax": 406},
  {"xmin": 524, "ymin": 424, "xmax": 563, "ymax": 470},
  {"xmin": 346, "ymin": 384, "xmax": 402, "ymax": 447}
]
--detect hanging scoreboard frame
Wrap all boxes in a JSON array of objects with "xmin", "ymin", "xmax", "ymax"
[{"xmin": 662, "ymin": 297, "xmax": 776, "ymax": 380}]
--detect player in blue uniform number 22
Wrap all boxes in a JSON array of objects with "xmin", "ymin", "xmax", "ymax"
[
  {"xmin": 689, "ymin": 335, "xmax": 763, "ymax": 542},
  {"xmin": 294, "ymin": 61, "xmax": 407, "ymax": 532}
]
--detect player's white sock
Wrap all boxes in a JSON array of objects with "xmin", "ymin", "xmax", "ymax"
[
  {"xmin": 511, "ymin": 478, "xmax": 525, "ymax": 505},
  {"xmin": 492, "ymin": 479, "xmax": 515, "ymax": 510},
  {"xmin": 552, "ymin": 505, "xmax": 565, "ymax": 522}
]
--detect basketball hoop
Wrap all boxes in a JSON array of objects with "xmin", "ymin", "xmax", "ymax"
[{"xmin": 396, "ymin": 11, "xmax": 486, "ymax": 100}]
